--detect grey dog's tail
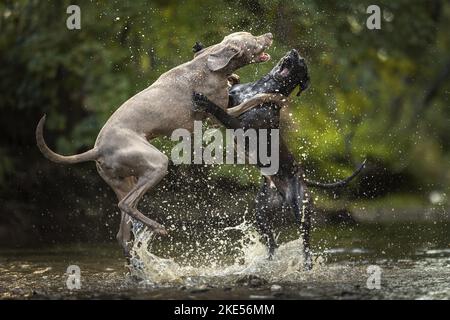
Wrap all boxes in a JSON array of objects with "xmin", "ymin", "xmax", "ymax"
[
  {"xmin": 36, "ymin": 115, "xmax": 98, "ymax": 164},
  {"xmin": 304, "ymin": 159, "xmax": 367, "ymax": 189}
]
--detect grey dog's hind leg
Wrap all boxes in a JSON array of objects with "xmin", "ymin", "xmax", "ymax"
[
  {"xmin": 96, "ymin": 166, "xmax": 136, "ymax": 256},
  {"xmin": 114, "ymin": 177, "xmax": 137, "ymax": 257},
  {"xmin": 117, "ymin": 162, "xmax": 169, "ymax": 235},
  {"xmin": 96, "ymin": 141, "xmax": 169, "ymax": 256}
]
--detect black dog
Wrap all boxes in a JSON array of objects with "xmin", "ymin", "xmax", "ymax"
[{"xmin": 192, "ymin": 48, "xmax": 364, "ymax": 269}]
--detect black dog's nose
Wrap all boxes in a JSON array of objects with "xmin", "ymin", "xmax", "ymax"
[
  {"xmin": 290, "ymin": 49, "xmax": 299, "ymax": 58},
  {"xmin": 295, "ymin": 52, "xmax": 306, "ymax": 65},
  {"xmin": 290, "ymin": 49, "xmax": 306, "ymax": 64}
]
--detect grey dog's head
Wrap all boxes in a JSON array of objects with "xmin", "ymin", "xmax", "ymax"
[{"xmin": 194, "ymin": 32, "xmax": 273, "ymax": 73}]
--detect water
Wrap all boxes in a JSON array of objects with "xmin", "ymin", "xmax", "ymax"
[
  {"xmin": 0, "ymin": 222, "xmax": 449, "ymax": 299},
  {"xmin": 129, "ymin": 220, "xmax": 312, "ymax": 286}
]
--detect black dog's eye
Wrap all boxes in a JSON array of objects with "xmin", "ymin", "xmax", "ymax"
[{"xmin": 192, "ymin": 42, "xmax": 204, "ymax": 53}]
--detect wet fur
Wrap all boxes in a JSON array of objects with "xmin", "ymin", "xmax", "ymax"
[{"xmin": 193, "ymin": 49, "xmax": 364, "ymax": 269}]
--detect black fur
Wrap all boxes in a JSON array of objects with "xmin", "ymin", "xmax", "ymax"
[
  {"xmin": 193, "ymin": 49, "xmax": 364, "ymax": 269},
  {"xmin": 192, "ymin": 41, "xmax": 204, "ymax": 53}
]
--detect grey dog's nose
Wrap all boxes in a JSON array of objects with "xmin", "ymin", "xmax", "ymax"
[{"xmin": 264, "ymin": 33, "xmax": 273, "ymax": 40}]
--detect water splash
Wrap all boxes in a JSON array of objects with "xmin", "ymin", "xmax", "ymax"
[{"xmin": 128, "ymin": 219, "xmax": 322, "ymax": 287}]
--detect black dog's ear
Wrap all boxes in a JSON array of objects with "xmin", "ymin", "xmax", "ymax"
[
  {"xmin": 192, "ymin": 42, "xmax": 204, "ymax": 53},
  {"xmin": 297, "ymin": 77, "xmax": 310, "ymax": 96}
]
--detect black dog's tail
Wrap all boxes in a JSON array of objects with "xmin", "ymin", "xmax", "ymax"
[{"xmin": 304, "ymin": 159, "xmax": 367, "ymax": 189}]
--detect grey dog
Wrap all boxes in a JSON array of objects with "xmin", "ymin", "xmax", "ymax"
[{"xmin": 36, "ymin": 32, "xmax": 274, "ymax": 256}]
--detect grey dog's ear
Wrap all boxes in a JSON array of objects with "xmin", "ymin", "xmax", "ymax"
[{"xmin": 207, "ymin": 44, "xmax": 241, "ymax": 71}]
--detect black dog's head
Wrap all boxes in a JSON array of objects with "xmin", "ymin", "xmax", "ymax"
[
  {"xmin": 270, "ymin": 49, "xmax": 310, "ymax": 96},
  {"xmin": 228, "ymin": 49, "xmax": 309, "ymax": 104}
]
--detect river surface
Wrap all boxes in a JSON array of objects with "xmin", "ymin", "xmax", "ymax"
[{"xmin": 0, "ymin": 222, "xmax": 449, "ymax": 299}]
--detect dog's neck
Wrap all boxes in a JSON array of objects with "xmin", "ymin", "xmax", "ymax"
[
  {"xmin": 227, "ymin": 74, "xmax": 303, "ymax": 178},
  {"xmin": 229, "ymin": 73, "xmax": 297, "ymax": 108}
]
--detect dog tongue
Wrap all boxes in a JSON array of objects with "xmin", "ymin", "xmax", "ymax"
[
  {"xmin": 259, "ymin": 52, "xmax": 270, "ymax": 62},
  {"xmin": 280, "ymin": 67, "xmax": 290, "ymax": 77}
]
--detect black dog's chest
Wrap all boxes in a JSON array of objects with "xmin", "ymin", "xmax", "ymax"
[{"xmin": 237, "ymin": 103, "xmax": 280, "ymax": 130}]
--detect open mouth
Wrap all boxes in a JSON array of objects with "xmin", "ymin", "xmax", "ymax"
[
  {"xmin": 278, "ymin": 58, "xmax": 293, "ymax": 77},
  {"xmin": 280, "ymin": 67, "xmax": 290, "ymax": 77},
  {"xmin": 254, "ymin": 51, "xmax": 271, "ymax": 63},
  {"xmin": 253, "ymin": 35, "xmax": 273, "ymax": 63},
  {"xmin": 258, "ymin": 52, "xmax": 271, "ymax": 62}
]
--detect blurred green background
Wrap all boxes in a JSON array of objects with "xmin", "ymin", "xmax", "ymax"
[{"xmin": 0, "ymin": 0, "xmax": 449, "ymax": 247}]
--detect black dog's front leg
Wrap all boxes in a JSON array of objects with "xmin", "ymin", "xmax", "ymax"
[
  {"xmin": 302, "ymin": 196, "xmax": 313, "ymax": 270},
  {"xmin": 255, "ymin": 178, "xmax": 278, "ymax": 258},
  {"xmin": 292, "ymin": 178, "xmax": 313, "ymax": 270},
  {"xmin": 192, "ymin": 92, "xmax": 243, "ymax": 129}
]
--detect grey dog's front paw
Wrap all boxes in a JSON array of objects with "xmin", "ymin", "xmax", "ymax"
[
  {"xmin": 192, "ymin": 92, "xmax": 210, "ymax": 113},
  {"xmin": 155, "ymin": 226, "xmax": 168, "ymax": 236}
]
